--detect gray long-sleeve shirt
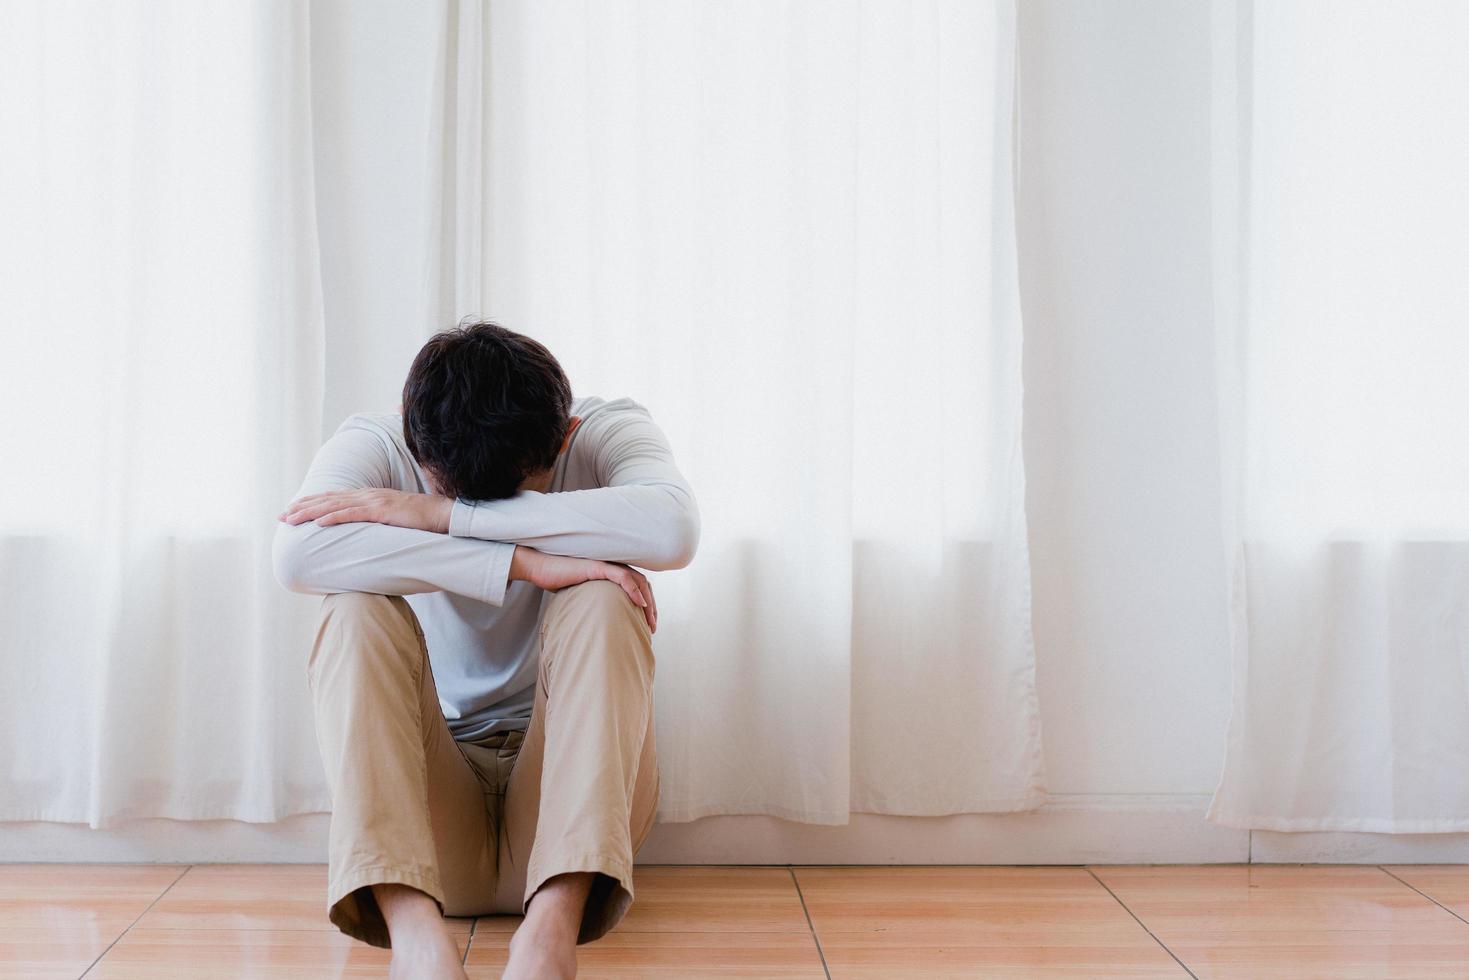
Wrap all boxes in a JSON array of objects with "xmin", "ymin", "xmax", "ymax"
[{"xmin": 273, "ymin": 394, "xmax": 700, "ymax": 743}]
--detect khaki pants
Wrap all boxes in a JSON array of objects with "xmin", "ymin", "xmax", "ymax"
[{"xmin": 306, "ymin": 580, "xmax": 660, "ymax": 948}]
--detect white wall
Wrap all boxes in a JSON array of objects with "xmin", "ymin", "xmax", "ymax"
[{"xmin": 8, "ymin": 0, "xmax": 1466, "ymax": 864}]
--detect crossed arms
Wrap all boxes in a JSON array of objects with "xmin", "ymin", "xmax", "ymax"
[{"xmin": 271, "ymin": 406, "xmax": 699, "ymax": 627}]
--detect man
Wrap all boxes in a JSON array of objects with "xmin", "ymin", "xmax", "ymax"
[{"xmin": 273, "ymin": 321, "xmax": 699, "ymax": 980}]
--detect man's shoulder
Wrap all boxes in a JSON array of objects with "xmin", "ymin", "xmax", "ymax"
[
  {"xmin": 325, "ymin": 412, "xmax": 422, "ymax": 489},
  {"xmin": 331, "ymin": 402, "xmax": 652, "ymax": 440},
  {"xmin": 333, "ymin": 411, "xmax": 406, "ymax": 444},
  {"xmin": 569, "ymin": 395, "xmax": 659, "ymax": 450},
  {"xmin": 336, "ymin": 400, "xmax": 652, "ymax": 433},
  {"xmin": 328, "ymin": 412, "xmax": 412, "ymax": 467},
  {"xmin": 571, "ymin": 394, "xmax": 651, "ymax": 423}
]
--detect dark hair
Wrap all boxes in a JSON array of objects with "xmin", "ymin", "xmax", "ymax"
[{"xmin": 401, "ymin": 320, "xmax": 573, "ymax": 501}]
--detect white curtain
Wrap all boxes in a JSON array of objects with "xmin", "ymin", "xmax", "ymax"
[
  {"xmin": 477, "ymin": 0, "xmax": 1041, "ymax": 820},
  {"xmin": 0, "ymin": 1, "xmax": 327, "ymax": 826},
  {"xmin": 1208, "ymin": 0, "xmax": 1469, "ymax": 831},
  {"xmin": 1, "ymin": 0, "xmax": 1042, "ymax": 827}
]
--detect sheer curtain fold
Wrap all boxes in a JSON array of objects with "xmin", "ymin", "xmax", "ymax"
[
  {"xmin": 0, "ymin": 0, "xmax": 327, "ymax": 827},
  {"xmin": 1208, "ymin": 0, "xmax": 1469, "ymax": 832},
  {"xmin": 480, "ymin": 0, "xmax": 1043, "ymax": 820},
  {"xmin": 1, "ymin": 0, "xmax": 1042, "ymax": 827}
]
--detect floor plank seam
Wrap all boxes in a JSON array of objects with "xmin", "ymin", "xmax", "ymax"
[
  {"xmin": 788, "ymin": 866, "xmax": 832, "ymax": 980},
  {"xmin": 1377, "ymin": 865, "xmax": 1469, "ymax": 928},
  {"xmin": 1085, "ymin": 868, "xmax": 1198, "ymax": 980},
  {"xmin": 463, "ymin": 914, "xmax": 479, "ymax": 966},
  {"xmin": 78, "ymin": 864, "xmax": 193, "ymax": 979}
]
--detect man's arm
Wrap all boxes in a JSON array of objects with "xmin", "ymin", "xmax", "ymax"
[
  {"xmin": 447, "ymin": 404, "xmax": 701, "ymax": 570},
  {"xmin": 272, "ymin": 423, "xmax": 516, "ymax": 603}
]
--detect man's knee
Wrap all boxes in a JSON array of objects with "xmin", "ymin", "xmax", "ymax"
[
  {"xmin": 546, "ymin": 580, "xmax": 648, "ymax": 633},
  {"xmin": 320, "ymin": 590, "xmax": 402, "ymax": 618},
  {"xmin": 543, "ymin": 580, "xmax": 654, "ymax": 672},
  {"xmin": 309, "ymin": 592, "xmax": 421, "ymax": 678}
]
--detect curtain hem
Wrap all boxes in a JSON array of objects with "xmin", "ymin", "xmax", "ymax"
[
  {"xmin": 655, "ymin": 791, "xmax": 1048, "ymax": 826},
  {"xmin": 0, "ymin": 801, "xmax": 334, "ymax": 831}
]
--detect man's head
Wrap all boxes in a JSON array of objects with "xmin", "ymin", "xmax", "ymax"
[{"xmin": 402, "ymin": 320, "xmax": 575, "ymax": 501}]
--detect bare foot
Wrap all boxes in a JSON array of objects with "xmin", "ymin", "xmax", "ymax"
[
  {"xmin": 501, "ymin": 872, "xmax": 594, "ymax": 980},
  {"xmin": 389, "ymin": 932, "xmax": 467, "ymax": 980},
  {"xmin": 501, "ymin": 924, "xmax": 577, "ymax": 980},
  {"xmin": 374, "ymin": 883, "xmax": 468, "ymax": 980}
]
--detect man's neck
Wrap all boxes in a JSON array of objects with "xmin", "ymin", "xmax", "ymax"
[{"xmin": 519, "ymin": 468, "xmax": 555, "ymax": 494}]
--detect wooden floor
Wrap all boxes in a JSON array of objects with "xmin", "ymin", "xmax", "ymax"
[{"xmin": 6, "ymin": 865, "xmax": 1469, "ymax": 978}]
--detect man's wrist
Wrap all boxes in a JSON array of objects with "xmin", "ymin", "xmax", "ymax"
[
  {"xmin": 430, "ymin": 495, "xmax": 454, "ymax": 534},
  {"xmin": 508, "ymin": 544, "xmax": 537, "ymax": 582}
]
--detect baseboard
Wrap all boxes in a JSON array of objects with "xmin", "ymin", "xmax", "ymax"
[
  {"xmin": 3, "ymin": 795, "xmax": 1465, "ymax": 865},
  {"xmin": 0, "ymin": 813, "xmax": 332, "ymax": 864},
  {"xmin": 638, "ymin": 794, "xmax": 1248, "ymax": 864},
  {"xmin": 1250, "ymin": 831, "xmax": 1469, "ymax": 864}
]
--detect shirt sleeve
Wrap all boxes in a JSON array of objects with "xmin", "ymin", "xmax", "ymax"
[
  {"xmin": 446, "ymin": 402, "xmax": 701, "ymax": 571},
  {"xmin": 272, "ymin": 422, "xmax": 516, "ymax": 603}
]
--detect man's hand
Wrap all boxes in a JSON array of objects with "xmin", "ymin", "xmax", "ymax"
[
  {"xmin": 511, "ymin": 546, "xmax": 657, "ymax": 633},
  {"xmin": 278, "ymin": 489, "xmax": 454, "ymax": 534}
]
